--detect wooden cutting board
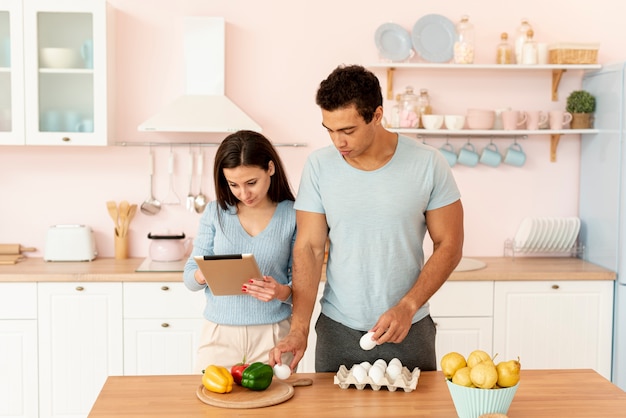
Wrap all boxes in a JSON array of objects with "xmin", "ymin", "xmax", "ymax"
[{"xmin": 196, "ymin": 378, "xmax": 312, "ymax": 409}]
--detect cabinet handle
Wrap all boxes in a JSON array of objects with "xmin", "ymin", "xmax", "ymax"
[
  {"xmin": 161, "ymin": 286, "xmax": 170, "ymax": 291},
  {"xmin": 62, "ymin": 137, "xmax": 71, "ymax": 142},
  {"xmin": 161, "ymin": 323, "xmax": 170, "ymax": 328},
  {"xmin": 551, "ymin": 284, "xmax": 560, "ymax": 290},
  {"xmin": 75, "ymin": 286, "xmax": 84, "ymax": 291}
]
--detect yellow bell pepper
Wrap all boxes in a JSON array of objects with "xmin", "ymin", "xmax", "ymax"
[{"xmin": 202, "ymin": 365, "xmax": 234, "ymax": 394}]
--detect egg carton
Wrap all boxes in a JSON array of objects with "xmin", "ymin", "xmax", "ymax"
[{"xmin": 333, "ymin": 364, "xmax": 420, "ymax": 392}]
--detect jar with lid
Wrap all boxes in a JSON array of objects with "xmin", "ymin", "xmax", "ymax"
[
  {"xmin": 521, "ymin": 29, "xmax": 538, "ymax": 64},
  {"xmin": 514, "ymin": 18, "xmax": 532, "ymax": 64},
  {"xmin": 453, "ymin": 15, "xmax": 475, "ymax": 64},
  {"xmin": 390, "ymin": 94, "xmax": 401, "ymax": 128},
  {"xmin": 496, "ymin": 32, "xmax": 513, "ymax": 64},
  {"xmin": 417, "ymin": 89, "xmax": 432, "ymax": 128},
  {"xmin": 399, "ymin": 86, "xmax": 419, "ymax": 128}
]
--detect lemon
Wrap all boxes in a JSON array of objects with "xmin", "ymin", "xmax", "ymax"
[
  {"xmin": 467, "ymin": 350, "xmax": 493, "ymax": 368},
  {"xmin": 441, "ymin": 352, "xmax": 467, "ymax": 379},
  {"xmin": 470, "ymin": 361, "xmax": 498, "ymax": 389},
  {"xmin": 496, "ymin": 359, "xmax": 521, "ymax": 387},
  {"xmin": 452, "ymin": 366, "xmax": 473, "ymax": 387}
]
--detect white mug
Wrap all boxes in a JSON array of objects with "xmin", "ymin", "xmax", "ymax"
[{"xmin": 549, "ymin": 111, "xmax": 573, "ymax": 130}]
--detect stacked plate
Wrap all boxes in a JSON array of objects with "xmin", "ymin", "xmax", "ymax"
[{"xmin": 513, "ymin": 217, "xmax": 581, "ymax": 252}]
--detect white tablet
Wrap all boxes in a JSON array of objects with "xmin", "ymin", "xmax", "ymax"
[{"xmin": 193, "ymin": 253, "xmax": 263, "ymax": 296}]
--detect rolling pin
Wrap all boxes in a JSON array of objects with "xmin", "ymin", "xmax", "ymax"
[{"xmin": 0, "ymin": 244, "xmax": 36, "ymax": 255}]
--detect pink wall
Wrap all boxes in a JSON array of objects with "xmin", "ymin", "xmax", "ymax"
[{"xmin": 1, "ymin": 0, "xmax": 623, "ymax": 260}]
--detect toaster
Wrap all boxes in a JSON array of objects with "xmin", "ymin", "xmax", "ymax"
[{"xmin": 44, "ymin": 224, "xmax": 98, "ymax": 262}]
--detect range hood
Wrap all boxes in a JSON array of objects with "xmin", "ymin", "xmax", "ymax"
[{"xmin": 138, "ymin": 17, "xmax": 261, "ymax": 133}]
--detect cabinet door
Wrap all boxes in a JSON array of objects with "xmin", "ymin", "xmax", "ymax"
[
  {"xmin": 124, "ymin": 318, "xmax": 204, "ymax": 375},
  {"xmin": 0, "ymin": 320, "xmax": 38, "ymax": 418},
  {"xmin": 432, "ymin": 317, "xmax": 493, "ymax": 370},
  {"xmin": 38, "ymin": 282, "xmax": 123, "ymax": 418},
  {"xmin": 0, "ymin": 0, "xmax": 25, "ymax": 145},
  {"xmin": 22, "ymin": 0, "xmax": 112, "ymax": 146},
  {"xmin": 493, "ymin": 281, "xmax": 614, "ymax": 379}
]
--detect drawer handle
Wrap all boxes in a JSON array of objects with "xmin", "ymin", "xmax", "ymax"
[
  {"xmin": 75, "ymin": 286, "xmax": 84, "ymax": 292},
  {"xmin": 161, "ymin": 323, "xmax": 170, "ymax": 328},
  {"xmin": 161, "ymin": 286, "xmax": 170, "ymax": 291},
  {"xmin": 62, "ymin": 137, "xmax": 71, "ymax": 142},
  {"xmin": 551, "ymin": 284, "xmax": 560, "ymax": 290}
]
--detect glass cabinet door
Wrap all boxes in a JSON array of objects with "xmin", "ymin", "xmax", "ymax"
[
  {"xmin": 0, "ymin": 0, "xmax": 24, "ymax": 145},
  {"xmin": 23, "ymin": 0, "xmax": 110, "ymax": 146}
]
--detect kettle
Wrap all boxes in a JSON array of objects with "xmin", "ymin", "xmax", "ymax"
[{"xmin": 148, "ymin": 232, "xmax": 192, "ymax": 262}]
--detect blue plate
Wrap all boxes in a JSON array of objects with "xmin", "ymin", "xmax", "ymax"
[
  {"xmin": 411, "ymin": 14, "xmax": 456, "ymax": 63},
  {"xmin": 374, "ymin": 22, "xmax": 413, "ymax": 62}
]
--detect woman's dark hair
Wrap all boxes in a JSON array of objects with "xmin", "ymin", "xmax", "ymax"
[
  {"xmin": 213, "ymin": 130, "xmax": 295, "ymax": 212},
  {"xmin": 315, "ymin": 64, "xmax": 383, "ymax": 123}
]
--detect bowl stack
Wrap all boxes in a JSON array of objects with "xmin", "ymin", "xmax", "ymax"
[{"xmin": 466, "ymin": 109, "xmax": 495, "ymax": 130}]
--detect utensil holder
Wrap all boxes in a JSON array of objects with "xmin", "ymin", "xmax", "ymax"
[{"xmin": 114, "ymin": 233, "xmax": 128, "ymax": 260}]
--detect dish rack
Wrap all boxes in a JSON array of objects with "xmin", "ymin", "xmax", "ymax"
[
  {"xmin": 503, "ymin": 238, "xmax": 584, "ymax": 258},
  {"xmin": 504, "ymin": 216, "xmax": 584, "ymax": 258}
]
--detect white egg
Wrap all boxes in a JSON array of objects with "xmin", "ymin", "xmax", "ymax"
[
  {"xmin": 388, "ymin": 357, "xmax": 402, "ymax": 369},
  {"xmin": 273, "ymin": 363, "xmax": 291, "ymax": 380},
  {"xmin": 351, "ymin": 364, "xmax": 367, "ymax": 383},
  {"xmin": 359, "ymin": 361, "xmax": 372, "ymax": 372},
  {"xmin": 373, "ymin": 358, "xmax": 387, "ymax": 370},
  {"xmin": 386, "ymin": 364, "xmax": 402, "ymax": 381},
  {"xmin": 359, "ymin": 331, "xmax": 377, "ymax": 350},
  {"xmin": 368, "ymin": 364, "xmax": 385, "ymax": 384}
]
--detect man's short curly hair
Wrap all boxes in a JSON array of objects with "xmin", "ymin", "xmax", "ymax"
[{"xmin": 315, "ymin": 65, "xmax": 383, "ymax": 124}]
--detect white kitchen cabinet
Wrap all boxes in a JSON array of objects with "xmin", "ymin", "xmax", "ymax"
[
  {"xmin": 0, "ymin": 283, "xmax": 38, "ymax": 418},
  {"xmin": 429, "ymin": 281, "xmax": 494, "ymax": 368},
  {"xmin": 493, "ymin": 280, "xmax": 614, "ymax": 379},
  {"xmin": 122, "ymin": 282, "xmax": 205, "ymax": 375},
  {"xmin": 38, "ymin": 282, "xmax": 123, "ymax": 418},
  {"xmin": 0, "ymin": 0, "xmax": 114, "ymax": 146},
  {"xmin": 298, "ymin": 281, "xmax": 325, "ymax": 373}
]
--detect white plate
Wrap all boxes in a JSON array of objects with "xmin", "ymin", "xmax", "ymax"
[
  {"xmin": 514, "ymin": 218, "xmax": 533, "ymax": 250},
  {"xmin": 374, "ymin": 22, "xmax": 413, "ymax": 62},
  {"xmin": 411, "ymin": 14, "xmax": 455, "ymax": 63},
  {"xmin": 562, "ymin": 217, "xmax": 581, "ymax": 251},
  {"xmin": 551, "ymin": 218, "xmax": 568, "ymax": 251},
  {"xmin": 526, "ymin": 218, "xmax": 542, "ymax": 251}
]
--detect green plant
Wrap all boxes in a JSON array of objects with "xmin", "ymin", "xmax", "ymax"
[{"xmin": 566, "ymin": 90, "xmax": 596, "ymax": 113}]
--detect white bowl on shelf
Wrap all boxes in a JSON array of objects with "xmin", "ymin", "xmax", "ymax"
[{"xmin": 39, "ymin": 48, "xmax": 81, "ymax": 69}]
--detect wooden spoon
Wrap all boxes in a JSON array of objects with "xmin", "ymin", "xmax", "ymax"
[
  {"xmin": 118, "ymin": 201, "xmax": 130, "ymax": 237},
  {"xmin": 106, "ymin": 201, "xmax": 119, "ymax": 232}
]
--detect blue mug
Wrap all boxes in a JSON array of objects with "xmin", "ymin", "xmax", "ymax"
[
  {"xmin": 504, "ymin": 143, "xmax": 526, "ymax": 167},
  {"xmin": 439, "ymin": 143, "xmax": 457, "ymax": 167},
  {"xmin": 457, "ymin": 143, "xmax": 479, "ymax": 167},
  {"xmin": 81, "ymin": 39, "xmax": 93, "ymax": 69},
  {"xmin": 480, "ymin": 143, "xmax": 502, "ymax": 167}
]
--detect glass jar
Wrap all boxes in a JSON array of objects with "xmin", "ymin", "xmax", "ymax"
[
  {"xmin": 399, "ymin": 86, "xmax": 419, "ymax": 128},
  {"xmin": 496, "ymin": 32, "xmax": 513, "ymax": 64},
  {"xmin": 521, "ymin": 29, "xmax": 538, "ymax": 65},
  {"xmin": 390, "ymin": 93, "xmax": 401, "ymax": 128},
  {"xmin": 417, "ymin": 89, "xmax": 432, "ymax": 128},
  {"xmin": 514, "ymin": 18, "xmax": 532, "ymax": 64},
  {"xmin": 454, "ymin": 15, "xmax": 475, "ymax": 64}
]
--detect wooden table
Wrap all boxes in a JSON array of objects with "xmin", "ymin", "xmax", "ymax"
[{"xmin": 89, "ymin": 369, "xmax": 626, "ymax": 417}]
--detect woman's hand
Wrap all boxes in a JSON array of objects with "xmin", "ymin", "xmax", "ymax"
[
  {"xmin": 194, "ymin": 269, "xmax": 207, "ymax": 285},
  {"xmin": 242, "ymin": 275, "xmax": 291, "ymax": 302}
]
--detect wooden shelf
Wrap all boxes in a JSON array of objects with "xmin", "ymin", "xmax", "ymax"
[
  {"xmin": 368, "ymin": 63, "xmax": 602, "ymax": 101},
  {"xmin": 391, "ymin": 128, "xmax": 599, "ymax": 162}
]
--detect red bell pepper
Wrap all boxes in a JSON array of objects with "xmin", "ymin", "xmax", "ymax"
[{"xmin": 230, "ymin": 361, "xmax": 249, "ymax": 386}]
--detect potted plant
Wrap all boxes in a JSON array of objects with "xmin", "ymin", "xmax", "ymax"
[{"xmin": 566, "ymin": 90, "xmax": 596, "ymax": 129}]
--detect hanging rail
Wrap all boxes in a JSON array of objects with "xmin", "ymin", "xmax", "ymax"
[{"xmin": 114, "ymin": 141, "xmax": 308, "ymax": 148}]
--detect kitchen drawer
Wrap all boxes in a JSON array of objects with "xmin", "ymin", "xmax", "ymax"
[
  {"xmin": 0, "ymin": 283, "xmax": 37, "ymax": 319},
  {"xmin": 123, "ymin": 282, "xmax": 205, "ymax": 318},
  {"xmin": 429, "ymin": 281, "xmax": 494, "ymax": 317}
]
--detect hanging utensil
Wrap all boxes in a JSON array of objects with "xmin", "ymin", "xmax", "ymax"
[
  {"xmin": 140, "ymin": 149, "xmax": 162, "ymax": 215},
  {"xmin": 194, "ymin": 149, "xmax": 208, "ymax": 213},
  {"xmin": 186, "ymin": 148, "xmax": 195, "ymax": 212},
  {"xmin": 163, "ymin": 148, "xmax": 181, "ymax": 205}
]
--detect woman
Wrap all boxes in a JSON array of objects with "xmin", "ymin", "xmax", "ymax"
[{"xmin": 183, "ymin": 130, "xmax": 296, "ymax": 372}]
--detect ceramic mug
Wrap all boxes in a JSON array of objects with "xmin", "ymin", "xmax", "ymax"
[
  {"xmin": 77, "ymin": 118, "xmax": 94, "ymax": 133},
  {"xmin": 40, "ymin": 110, "xmax": 62, "ymax": 132},
  {"xmin": 64, "ymin": 111, "xmax": 82, "ymax": 132},
  {"xmin": 1, "ymin": 37, "xmax": 10, "ymax": 67},
  {"xmin": 480, "ymin": 143, "xmax": 502, "ymax": 167},
  {"xmin": 549, "ymin": 110, "xmax": 573, "ymax": 130},
  {"xmin": 81, "ymin": 39, "xmax": 93, "ymax": 69},
  {"xmin": 504, "ymin": 143, "xmax": 527, "ymax": 167},
  {"xmin": 457, "ymin": 143, "xmax": 479, "ymax": 167},
  {"xmin": 439, "ymin": 143, "xmax": 457, "ymax": 167},
  {"xmin": 502, "ymin": 110, "xmax": 528, "ymax": 130},
  {"xmin": 526, "ymin": 111, "xmax": 548, "ymax": 130}
]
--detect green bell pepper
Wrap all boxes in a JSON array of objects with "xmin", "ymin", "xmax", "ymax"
[{"xmin": 241, "ymin": 362, "xmax": 274, "ymax": 391}]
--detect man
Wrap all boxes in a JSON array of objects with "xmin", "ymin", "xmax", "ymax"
[{"xmin": 270, "ymin": 65, "xmax": 464, "ymax": 372}]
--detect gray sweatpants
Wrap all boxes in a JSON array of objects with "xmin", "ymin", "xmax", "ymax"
[{"xmin": 314, "ymin": 312, "xmax": 437, "ymax": 372}]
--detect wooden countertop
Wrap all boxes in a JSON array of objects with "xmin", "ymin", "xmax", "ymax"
[
  {"xmin": 0, "ymin": 256, "xmax": 615, "ymax": 282},
  {"xmin": 88, "ymin": 369, "xmax": 626, "ymax": 417}
]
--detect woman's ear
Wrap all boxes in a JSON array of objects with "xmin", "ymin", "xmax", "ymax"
[{"xmin": 268, "ymin": 160, "xmax": 276, "ymax": 176}]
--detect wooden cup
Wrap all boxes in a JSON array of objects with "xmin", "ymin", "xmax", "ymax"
[{"xmin": 114, "ymin": 233, "xmax": 128, "ymax": 260}]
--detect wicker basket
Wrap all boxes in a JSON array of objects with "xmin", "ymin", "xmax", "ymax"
[{"xmin": 548, "ymin": 43, "xmax": 599, "ymax": 64}]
